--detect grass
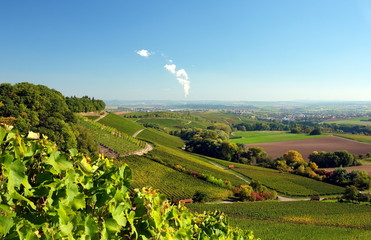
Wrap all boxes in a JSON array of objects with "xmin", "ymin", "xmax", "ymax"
[
  {"xmin": 326, "ymin": 117, "xmax": 371, "ymax": 126},
  {"xmin": 189, "ymin": 201, "xmax": 371, "ymax": 240},
  {"xmin": 209, "ymin": 159, "xmax": 344, "ymax": 196},
  {"xmin": 136, "ymin": 118, "xmax": 192, "ymax": 130},
  {"xmin": 121, "ymin": 155, "xmax": 232, "ymax": 201},
  {"xmin": 335, "ymin": 133, "xmax": 371, "ymax": 145},
  {"xmin": 85, "ymin": 115, "xmax": 100, "ymax": 121},
  {"xmin": 230, "ymin": 131, "xmax": 327, "ymax": 144},
  {"xmin": 98, "ymin": 113, "xmax": 143, "ymax": 136}
]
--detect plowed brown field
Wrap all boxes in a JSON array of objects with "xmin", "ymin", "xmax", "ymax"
[{"xmin": 246, "ymin": 136, "xmax": 371, "ymax": 160}]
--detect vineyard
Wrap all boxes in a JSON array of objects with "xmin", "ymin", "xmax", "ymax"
[
  {"xmin": 210, "ymin": 159, "xmax": 344, "ymax": 196},
  {"xmin": 122, "ymin": 155, "xmax": 232, "ymax": 201},
  {"xmin": 79, "ymin": 117, "xmax": 146, "ymax": 155},
  {"xmin": 189, "ymin": 201, "xmax": 371, "ymax": 240},
  {"xmin": 98, "ymin": 113, "xmax": 143, "ymax": 136},
  {"xmin": 136, "ymin": 128, "xmax": 184, "ymax": 148},
  {"xmin": 148, "ymin": 146, "xmax": 247, "ymax": 187}
]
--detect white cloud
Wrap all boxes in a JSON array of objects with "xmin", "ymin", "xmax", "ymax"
[{"xmin": 136, "ymin": 49, "xmax": 151, "ymax": 57}]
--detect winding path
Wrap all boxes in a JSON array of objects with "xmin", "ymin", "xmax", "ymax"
[
  {"xmin": 133, "ymin": 129, "xmax": 145, "ymax": 137},
  {"xmin": 94, "ymin": 111, "xmax": 108, "ymax": 122}
]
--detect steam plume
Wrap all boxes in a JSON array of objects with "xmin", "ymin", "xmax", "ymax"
[
  {"xmin": 164, "ymin": 64, "xmax": 190, "ymax": 97},
  {"xmin": 136, "ymin": 49, "xmax": 151, "ymax": 57}
]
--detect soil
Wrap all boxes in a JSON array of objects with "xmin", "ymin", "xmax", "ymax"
[
  {"xmin": 113, "ymin": 111, "xmax": 131, "ymax": 115},
  {"xmin": 245, "ymin": 136, "xmax": 371, "ymax": 161},
  {"xmin": 324, "ymin": 165, "xmax": 371, "ymax": 175}
]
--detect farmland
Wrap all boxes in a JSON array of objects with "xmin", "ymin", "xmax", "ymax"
[
  {"xmin": 210, "ymin": 159, "xmax": 344, "ymax": 196},
  {"xmin": 136, "ymin": 118, "xmax": 207, "ymax": 130},
  {"xmin": 79, "ymin": 118, "xmax": 145, "ymax": 154},
  {"xmin": 148, "ymin": 146, "xmax": 247, "ymax": 187},
  {"xmin": 326, "ymin": 117, "xmax": 371, "ymax": 126},
  {"xmin": 335, "ymin": 133, "xmax": 371, "ymax": 145},
  {"xmin": 122, "ymin": 155, "xmax": 232, "ymax": 201},
  {"xmin": 245, "ymin": 136, "xmax": 371, "ymax": 160},
  {"xmin": 231, "ymin": 131, "xmax": 326, "ymax": 144},
  {"xmin": 98, "ymin": 112, "xmax": 143, "ymax": 135},
  {"xmin": 188, "ymin": 201, "xmax": 371, "ymax": 240},
  {"xmin": 136, "ymin": 128, "xmax": 184, "ymax": 148}
]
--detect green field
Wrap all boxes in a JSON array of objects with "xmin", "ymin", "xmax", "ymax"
[
  {"xmin": 122, "ymin": 155, "xmax": 232, "ymax": 201},
  {"xmin": 189, "ymin": 201, "xmax": 371, "ymax": 240},
  {"xmin": 193, "ymin": 112, "xmax": 247, "ymax": 125},
  {"xmin": 210, "ymin": 159, "xmax": 344, "ymax": 196},
  {"xmin": 326, "ymin": 117, "xmax": 371, "ymax": 126},
  {"xmin": 335, "ymin": 133, "xmax": 371, "ymax": 144},
  {"xmin": 230, "ymin": 131, "xmax": 327, "ymax": 144},
  {"xmin": 98, "ymin": 113, "xmax": 143, "ymax": 136}
]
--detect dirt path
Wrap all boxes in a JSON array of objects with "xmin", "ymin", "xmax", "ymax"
[
  {"xmin": 133, "ymin": 129, "xmax": 144, "ymax": 137},
  {"xmin": 206, "ymin": 160, "xmax": 309, "ymax": 202},
  {"xmin": 94, "ymin": 111, "xmax": 108, "ymax": 122},
  {"xmin": 126, "ymin": 143, "xmax": 153, "ymax": 156}
]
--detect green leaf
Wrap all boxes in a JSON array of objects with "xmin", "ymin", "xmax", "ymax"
[
  {"xmin": 0, "ymin": 127, "xmax": 7, "ymax": 142},
  {"xmin": 69, "ymin": 148, "xmax": 78, "ymax": 157},
  {"xmin": 112, "ymin": 205, "xmax": 127, "ymax": 227},
  {"xmin": 10, "ymin": 191, "xmax": 36, "ymax": 210},
  {"xmin": 46, "ymin": 151, "xmax": 73, "ymax": 174},
  {"xmin": 85, "ymin": 216, "xmax": 99, "ymax": 240},
  {"xmin": 72, "ymin": 193, "xmax": 85, "ymax": 210},
  {"xmin": 3, "ymin": 158, "xmax": 26, "ymax": 194},
  {"xmin": 105, "ymin": 218, "xmax": 120, "ymax": 233},
  {"xmin": 0, "ymin": 216, "xmax": 14, "ymax": 237}
]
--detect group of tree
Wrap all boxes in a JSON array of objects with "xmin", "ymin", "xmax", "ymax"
[
  {"xmin": 173, "ymin": 127, "xmax": 250, "ymax": 162},
  {"xmin": 341, "ymin": 185, "xmax": 371, "ymax": 203},
  {"xmin": 65, "ymin": 96, "xmax": 105, "ymax": 112},
  {"xmin": 309, "ymin": 150, "xmax": 360, "ymax": 168},
  {"xmin": 0, "ymin": 82, "xmax": 103, "ymax": 152},
  {"xmin": 0, "ymin": 125, "xmax": 256, "ymax": 239},
  {"xmin": 244, "ymin": 148, "xmax": 371, "ymax": 190},
  {"xmin": 233, "ymin": 180, "xmax": 278, "ymax": 201}
]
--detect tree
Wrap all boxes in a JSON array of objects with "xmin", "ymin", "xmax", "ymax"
[
  {"xmin": 343, "ymin": 186, "xmax": 359, "ymax": 202},
  {"xmin": 310, "ymin": 128, "xmax": 322, "ymax": 135},
  {"xmin": 332, "ymin": 168, "xmax": 348, "ymax": 185},
  {"xmin": 243, "ymin": 147, "xmax": 270, "ymax": 165},
  {"xmin": 283, "ymin": 150, "xmax": 305, "ymax": 165},
  {"xmin": 348, "ymin": 170, "xmax": 371, "ymax": 190}
]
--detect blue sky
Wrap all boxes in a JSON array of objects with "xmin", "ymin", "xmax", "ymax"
[{"xmin": 1, "ymin": 0, "xmax": 371, "ymax": 101}]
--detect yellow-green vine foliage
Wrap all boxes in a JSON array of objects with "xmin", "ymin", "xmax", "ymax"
[{"xmin": 0, "ymin": 126, "xmax": 258, "ymax": 240}]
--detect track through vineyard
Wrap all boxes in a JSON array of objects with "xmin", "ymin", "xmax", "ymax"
[{"xmin": 206, "ymin": 159, "xmax": 310, "ymax": 202}]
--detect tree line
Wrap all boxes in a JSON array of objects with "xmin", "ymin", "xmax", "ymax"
[{"xmin": 0, "ymin": 82, "xmax": 105, "ymax": 151}]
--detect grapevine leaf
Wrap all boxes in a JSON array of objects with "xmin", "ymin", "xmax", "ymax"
[
  {"xmin": 0, "ymin": 216, "xmax": 14, "ymax": 237},
  {"xmin": 10, "ymin": 191, "xmax": 36, "ymax": 210},
  {"xmin": 69, "ymin": 148, "xmax": 78, "ymax": 157},
  {"xmin": 72, "ymin": 193, "xmax": 85, "ymax": 210},
  {"xmin": 46, "ymin": 151, "xmax": 73, "ymax": 174},
  {"xmin": 105, "ymin": 218, "xmax": 120, "ymax": 233},
  {"xmin": 0, "ymin": 127, "xmax": 6, "ymax": 141},
  {"xmin": 3, "ymin": 158, "xmax": 26, "ymax": 194},
  {"xmin": 85, "ymin": 216, "xmax": 99, "ymax": 240},
  {"xmin": 112, "ymin": 205, "xmax": 127, "ymax": 227}
]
